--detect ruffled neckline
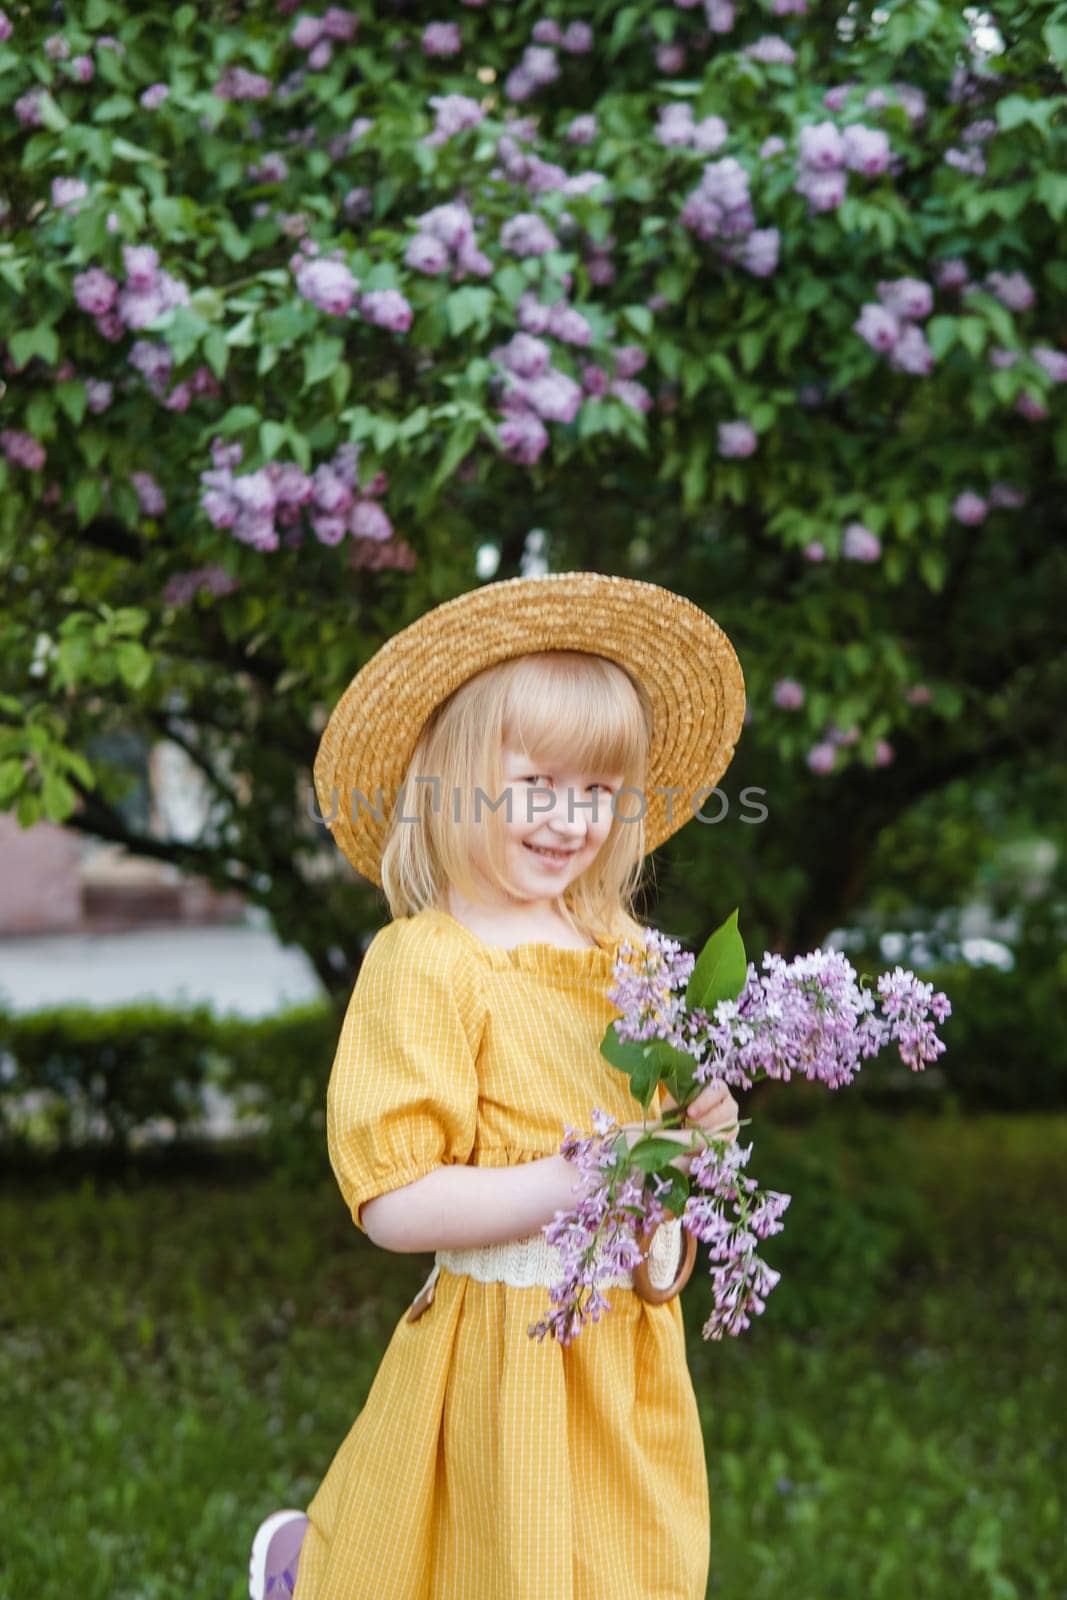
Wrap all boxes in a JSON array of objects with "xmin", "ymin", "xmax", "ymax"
[{"xmin": 415, "ymin": 907, "xmax": 625, "ymax": 980}]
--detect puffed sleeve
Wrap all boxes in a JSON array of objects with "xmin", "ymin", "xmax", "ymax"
[{"xmin": 326, "ymin": 916, "xmax": 485, "ymax": 1234}]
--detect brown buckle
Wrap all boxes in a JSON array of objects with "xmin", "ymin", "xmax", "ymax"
[
  {"xmin": 631, "ymin": 1216, "xmax": 697, "ymax": 1304},
  {"xmin": 405, "ymin": 1265, "xmax": 440, "ymax": 1323}
]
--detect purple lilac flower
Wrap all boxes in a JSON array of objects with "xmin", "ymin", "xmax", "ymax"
[
  {"xmin": 1032, "ymin": 346, "xmax": 1067, "ymax": 382},
  {"xmin": 495, "ymin": 332, "xmax": 552, "ymax": 379},
  {"xmin": 1, "ymin": 430, "xmax": 47, "ymax": 470},
  {"xmin": 422, "ymin": 20, "xmax": 462, "ymax": 56},
  {"xmin": 426, "ymin": 93, "xmax": 484, "ymax": 146},
  {"xmin": 74, "ymin": 269, "xmax": 118, "ymax": 316},
  {"xmin": 500, "ymin": 212, "xmax": 559, "ymax": 257},
  {"xmin": 140, "ymin": 83, "xmax": 170, "ymax": 110},
  {"xmin": 877, "ymin": 277, "xmax": 933, "ymax": 321},
  {"xmin": 745, "ymin": 35, "xmax": 795, "ymax": 65},
  {"xmin": 560, "ymin": 21, "xmax": 593, "ymax": 51},
  {"xmin": 1015, "ymin": 392, "xmax": 1048, "ymax": 421},
  {"xmin": 85, "ymin": 379, "xmax": 113, "ymax": 414},
  {"xmin": 534, "ymin": 928, "xmax": 948, "ymax": 1345},
  {"xmin": 293, "ymin": 255, "xmax": 359, "ymax": 315},
  {"xmin": 128, "ymin": 340, "xmax": 174, "ymax": 394},
  {"xmin": 214, "ymin": 66, "xmax": 272, "ymax": 100},
  {"xmin": 935, "ymin": 258, "xmax": 969, "ymax": 291},
  {"xmin": 0, "ymin": 11, "xmax": 10, "ymax": 42},
  {"xmin": 773, "ymin": 679, "xmax": 804, "ymax": 710},
  {"xmin": 888, "ymin": 325, "xmax": 934, "ymax": 375},
  {"xmin": 807, "ymin": 741, "xmax": 836, "ymax": 774},
  {"xmin": 359, "ymin": 289, "xmax": 413, "ymax": 333},
  {"xmin": 718, "ymin": 420, "xmax": 757, "ymax": 457},
  {"xmin": 15, "ymin": 88, "xmax": 45, "ymax": 128},
  {"xmin": 854, "ymin": 303, "xmax": 900, "ymax": 353},
  {"xmin": 567, "ymin": 114, "xmax": 597, "ymax": 144},
  {"xmin": 739, "ymin": 228, "xmax": 780, "ymax": 276},
  {"xmin": 945, "ymin": 147, "xmax": 985, "ymax": 176},
  {"xmin": 842, "ymin": 521, "xmax": 881, "ymax": 561},
  {"xmin": 988, "ymin": 482, "xmax": 1027, "ymax": 508},
  {"xmin": 798, "ymin": 122, "xmax": 844, "ymax": 171},
  {"xmin": 349, "ymin": 499, "xmax": 392, "ymax": 540},
  {"xmin": 953, "ymin": 491, "xmax": 987, "ymax": 525},
  {"xmin": 842, "ymin": 123, "xmax": 891, "ymax": 175},
  {"xmin": 497, "ymin": 408, "xmax": 550, "ymax": 464},
  {"xmin": 130, "ymin": 471, "xmax": 166, "ymax": 516},
  {"xmin": 984, "ymin": 271, "xmax": 1034, "ymax": 312},
  {"xmin": 505, "ymin": 370, "xmax": 583, "ymax": 424},
  {"xmin": 795, "ymin": 167, "xmax": 847, "ymax": 212},
  {"xmin": 51, "ymin": 177, "xmax": 89, "ymax": 211},
  {"xmin": 610, "ymin": 379, "xmax": 652, "ymax": 412}
]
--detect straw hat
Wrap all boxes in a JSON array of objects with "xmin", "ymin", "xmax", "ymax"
[{"xmin": 314, "ymin": 571, "xmax": 745, "ymax": 885}]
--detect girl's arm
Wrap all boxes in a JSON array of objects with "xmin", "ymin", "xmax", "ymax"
[{"xmin": 360, "ymin": 1126, "xmax": 698, "ymax": 1253}]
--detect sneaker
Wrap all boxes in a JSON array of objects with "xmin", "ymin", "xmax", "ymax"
[{"xmin": 248, "ymin": 1509, "xmax": 308, "ymax": 1599}]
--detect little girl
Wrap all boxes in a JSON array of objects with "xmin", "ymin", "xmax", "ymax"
[{"xmin": 248, "ymin": 571, "xmax": 746, "ymax": 1600}]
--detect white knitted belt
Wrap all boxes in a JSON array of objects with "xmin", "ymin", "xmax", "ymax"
[{"xmin": 405, "ymin": 1217, "xmax": 685, "ymax": 1323}]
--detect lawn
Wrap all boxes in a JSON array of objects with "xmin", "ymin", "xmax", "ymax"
[{"xmin": 1, "ymin": 1110, "xmax": 1063, "ymax": 1600}]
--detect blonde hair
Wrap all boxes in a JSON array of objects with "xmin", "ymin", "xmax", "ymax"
[{"xmin": 378, "ymin": 650, "xmax": 655, "ymax": 946}]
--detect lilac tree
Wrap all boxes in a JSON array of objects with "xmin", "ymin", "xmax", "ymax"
[{"xmin": 1, "ymin": 2, "xmax": 1064, "ymax": 988}]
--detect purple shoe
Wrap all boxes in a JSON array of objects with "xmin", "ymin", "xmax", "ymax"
[{"xmin": 248, "ymin": 1509, "xmax": 308, "ymax": 1599}]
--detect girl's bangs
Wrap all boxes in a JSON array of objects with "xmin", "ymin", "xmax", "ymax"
[{"xmin": 501, "ymin": 652, "xmax": 649, "ymax": 779}]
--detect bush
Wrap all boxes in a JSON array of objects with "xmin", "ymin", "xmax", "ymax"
[{"xmin": 0, "ymin": 998, "xmax": 341, "ymax": 1181}]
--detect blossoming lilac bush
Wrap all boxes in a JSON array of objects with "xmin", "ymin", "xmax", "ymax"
[
  {"xmin": 1, "ymin": 2, "xmax": 1063, "ymax": 1000},
  {"xmin": 529, "ymin": 912, "xmax": 951, "ymax": 1346}
]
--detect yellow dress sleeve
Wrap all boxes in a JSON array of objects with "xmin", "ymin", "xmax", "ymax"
[{"xmin": 326, "ymin": 916, "xmax": 484, "ymax": 1234}]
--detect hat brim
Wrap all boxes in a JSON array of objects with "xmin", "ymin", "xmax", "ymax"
[{"xmin": 313, "ymin": 571, "xmax": 746, "ymax": 885}]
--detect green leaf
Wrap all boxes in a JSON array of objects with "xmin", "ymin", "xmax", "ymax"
[
  {"xmin": 56, "ymin": 380, "xmax": 88, "ymax": 426},
  {"xmin": 114, "ymin": 642, "xmax": 153, "ymax": 690},
  {"xmin": 41, "ymin": 769, "xmax": 77, "ymax": 821},
  {"xmin": 686, "ymin": 907, "xmax": 748, "ymax": 1013},
  {"xmin": 16, "ymin": 791, "xmax": 43, "ymax": 828},
  {"xmin": 93, "ymin": 94, "xmax": 135, "ymax": 123},
  {"xmin": 957, "ymin": 317, "xmax": 987, "ymax": 359},
  {"xmin": 682, "ymin": 441, "xmax": 708, "ymax": 515},
  {"xmin": 303, "ymin": 335, "xmax": 344, "ymax": 388},
  {"xmin": 203, "ymin": 327, "xmax": 229, "ymax": 380},
  {"xmin": 79, "ymin": 429, "xmax": 109, "ymax": 469},
  {"xmin": 0, "ymin": 758, "xmax": 25, "ymax": 804},
  {"xmin": 444, "ymin": 287, "xmax": 495, "ymax": 338},
  {"xmin": 26, "ymin": 392, "xmax": 56, "ymax": 439},
  {"xmin": 622, "ymin": 304, "xmax": 653, "ymax": 337},
  {"xmin": 1045, "ymin": 22, "xmax": 1067, "ymax": 68},
  {"xmin": 925, "ymin": 317, "xmax": 957, "ymax": 359},
  {"xmin": 37, "ymin": 91, "xmax": 69, "ymax": 133},
  {"xmin": 217, "ymin": 405, "xmax": 261, "ymax": 435},
  {"xmin": 9, "ymin": 326, "xmax": 59, "ymax": 368},
  {"xmin": 918, "ymin": 548, "xmax": 947, "ymax": 593},
  {"xmin": 260, "ymin": 420, "xmax": 288, "ymax": 459},
  {"xmin": 738, "ymin": 330, "xmax": 765, "ymax": 373},
  {"xmin": 628, "ymin": 1134, "xmax": 687, "ymax": 1173},
  {"xmin": 111, "ymin": 136, "xmax": 164, "ymax": 166},
  {"xmin": 74, "ymin": 477, "xmax": 103, "ymax": 526},
  {"xmin": 1036, "ymin": 170, "xmax": 1067, "ymax": 222}
]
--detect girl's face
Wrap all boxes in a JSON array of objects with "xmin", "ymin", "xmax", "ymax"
[{"xmin": 468, "ymin": 737, "xmax": 624, "ymax": 911}]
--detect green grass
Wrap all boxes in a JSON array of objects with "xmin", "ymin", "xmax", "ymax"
[{"xmin": 1, "ymin": 1112, "xmax": 1063, "ymax": 1600}]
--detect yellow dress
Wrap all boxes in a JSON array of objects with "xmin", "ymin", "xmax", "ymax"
[{"xmin": 293, "ymin": 906, "xmax": 710, "ymax": 1600}]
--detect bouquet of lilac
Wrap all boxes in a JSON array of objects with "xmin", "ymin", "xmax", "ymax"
[{"xmin": 528, "ymin": 910, "xmax": 951, "ymax": 1346}]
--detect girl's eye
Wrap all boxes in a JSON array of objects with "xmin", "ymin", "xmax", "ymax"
[{"xmin": 521, "ymin": 774, "xmax": 552, "ymax": 786}]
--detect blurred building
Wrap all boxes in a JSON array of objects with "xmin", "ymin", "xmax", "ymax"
[{"xmin": 0, "ymin": 734, "xmax": 245, "ymax": 937}]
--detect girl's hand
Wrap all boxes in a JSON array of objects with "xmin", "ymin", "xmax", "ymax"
[{"xmin": 660, "ymin": 1080, "xmax": 740, "ymax": 1145}]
